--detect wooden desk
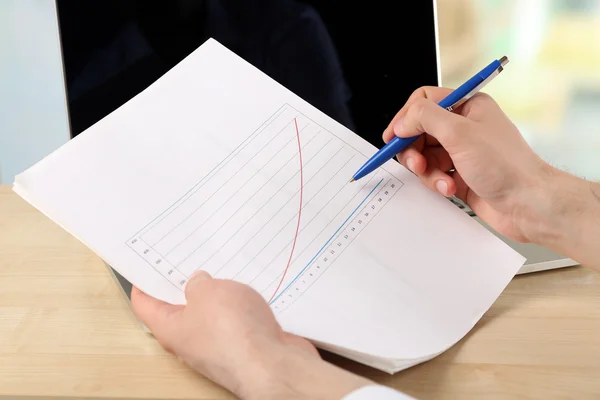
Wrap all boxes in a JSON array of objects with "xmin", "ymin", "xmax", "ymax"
[{"xmin": 2, "ymin": 184, "xmax": 600, "ymax": 399}]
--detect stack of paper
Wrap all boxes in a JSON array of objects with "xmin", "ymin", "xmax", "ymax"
[{"xmin": 14, "ymin": 39, "xmax": 525, "ymax": 373}]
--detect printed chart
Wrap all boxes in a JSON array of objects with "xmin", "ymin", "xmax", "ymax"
[{"xmin": 126, "ymin": 104, "xmax": 403, "ymax": 310}]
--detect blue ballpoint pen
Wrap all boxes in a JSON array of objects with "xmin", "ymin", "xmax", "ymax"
[{"xmin": 350, "ymin": 56, "xmax": 509, "ymax": 182}]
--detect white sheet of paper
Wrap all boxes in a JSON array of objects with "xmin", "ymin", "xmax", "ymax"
[{"xmin": 14, "ymin": 38, "xmax": 525, "ymax": 371}]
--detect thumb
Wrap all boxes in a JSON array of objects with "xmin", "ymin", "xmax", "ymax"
[
  {"xmin": 392, "ymin": 97, "xmax": 467, "ymax": 148},
  {"xmin": 184, "ymin": 269, "xmax": 213, "ymax": 301},
  {"xmin": 130, "ymin": 286, "xmax": 183, "ymax": 349}
]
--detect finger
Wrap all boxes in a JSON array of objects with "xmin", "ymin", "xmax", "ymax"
[
  {"xmin": 422, "ymin": 146, "xmax": 454, "ymax": 172},
  {"xmin": 385, "ymin": 131, "xmax": 441, "ymax": 147},
  {"xmin": 281, "ymin": 332, "xmax": 321, "ymax": 357},
  {"xmin": 393, "ymin": 97, "xmax": 468, "ymax": 148},
  {"xmin": 130, "ymin": 286, "xmax": 183, "ymax": 346},
  {"xmin": 451, "ymin": 171, "xmax": 492, "ymax": 225},
  {"xmin": 417, "ymin": 168, "xmax": 457, "ymax": 197},
  {"xmin": 382, "ymin": 128, "xmax": 394, "ymax": 144},
  {"xmin": 451, "ymin": 170, "xmax": 470, "ymax": 204},
  {"xmin": 384, "ymin": 130, "xmax": 441, "ymax": 148},
  {"xmin": 457, "ymin": 92, "xmax": 497, "ymax": 120},
  {"xmin": 424, "ymin": 134, "xmax": 441, "ymax": 147},
  {"xmin": 397, "ymin": 146, "xmax": 427, "ymax": 175},
  {"xmin": 184, "ymin": 270, "xmax": 213, "ymax": 301},
  {"xmin": 383, "ymin": 129, "xmax": 440, "ymax": 146},
  {"xmin": 382, "ymin": 86, "xmax": 455, "ymax": 141},
  {"xmin": 385, "ymin": 86, "xmax": 455, "ymax": 135}
]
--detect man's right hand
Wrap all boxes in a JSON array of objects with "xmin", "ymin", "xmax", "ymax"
[{"xmin": 382, "ymin": 86, "xmax": 551, "ymax": 243}]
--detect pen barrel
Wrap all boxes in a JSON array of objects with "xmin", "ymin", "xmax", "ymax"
[
  {"xmin": 438, "ymin": 59, "xmax": 501, "ymax": 110},
  {"xmin": 353, "ymin": 135, "xmax": 419, "ymax": 181},
  {"xmin": 351, "ymin": 58, "xmax": 504, "ymax": 181},
  {"xmin": 385, "ymin": 135, "xmax": 419, "ymax": 157}
]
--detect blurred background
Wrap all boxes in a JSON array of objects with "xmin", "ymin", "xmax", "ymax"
[
  {"xmin": 438, "ymin": 0, "xmax": 600, "ymax": 180},
  {"xmin": 0, "ymin": 0, "xmax": 71, "ymax": 184},
  {"xmin": 0, "ymin": 0, "xmax": 599, "ymax": 182}
]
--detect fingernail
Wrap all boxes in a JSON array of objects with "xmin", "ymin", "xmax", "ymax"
[
  {"xmin": 190, "ymin": 270, "xmax": 212, "ymax": 281},
  {"xmin": 392, "ymin": 118, "xmax": 403, "ymax": 135},
  {"xmin": 406, "ymin": 157, "xmax": 415, "ymax": 173},
  {"xmin": 435, "ymin": 180, "xmax": 448, "ymax": 196}
]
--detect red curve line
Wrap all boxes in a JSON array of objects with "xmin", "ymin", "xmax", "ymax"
[{"xmin": 268, "ymin": 117, "xmax": 304, "ymax": 303}]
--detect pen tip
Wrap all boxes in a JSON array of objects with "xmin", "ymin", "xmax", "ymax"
[{"xmin": 349, "ymin": 178, "xmax": 355, "ymax": 183}]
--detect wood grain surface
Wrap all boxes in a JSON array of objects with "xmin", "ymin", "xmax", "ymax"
[{"xmin": 2, "ymin": 185, "xmax": 600, "ymax": 399}]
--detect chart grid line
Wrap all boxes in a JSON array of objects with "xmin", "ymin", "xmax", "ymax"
[
  {"xmin": 153, "ymin": 119, "xmax": 307, "ymax": 249},
  {"xmin": 173, "ymin": 131, "xmax": 331, "ymax": 271},
  {"xmin": 211, "ymin": 144, "xmax": 345, "ymax": 278},
  {"xmin": 153, "ymin": 123, "xmax": 305, "ymax": 248},
  {"xmin": 162, "ymin": 121, "xmax": 310, "ymax": 258},
  {"xmin": 271, "ymin": 178, "xmax": 400, "ymax": 313},
  {"xmin": 128, "ymin": 105, "xmax": 288, "ymax": 241},
  {"xmin": 248, "ymin": 171, "xmax": 376, "ymax": 287},
  {"xmin": 268, "ymin": 178, "xmax": 384, "ymax": 304},
  {"xmin": 268, "ymin": 118, "xmax": 304, "ymax": 303},
  {"xmin": 125, "ymin": 103, "xmax": 404, "ymax": 296}
]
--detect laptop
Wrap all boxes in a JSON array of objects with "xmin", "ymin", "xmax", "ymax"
[{"xmin": 52, "ymin": 0, "xmax": 577, "ymax": 299}]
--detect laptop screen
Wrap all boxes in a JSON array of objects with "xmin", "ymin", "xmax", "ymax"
[{"xmin": 56, "ymin": 0, "xmax": 440, "ymax": 149}]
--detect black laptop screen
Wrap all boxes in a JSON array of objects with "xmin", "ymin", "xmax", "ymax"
[{"xmin": 56, "ymin": 0, "xmax": 439, "ymax": 149}]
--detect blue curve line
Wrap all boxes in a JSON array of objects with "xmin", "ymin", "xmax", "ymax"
[{"xmin": 269, "ymin": 178, "xmax": 384, "ymax": 305}]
